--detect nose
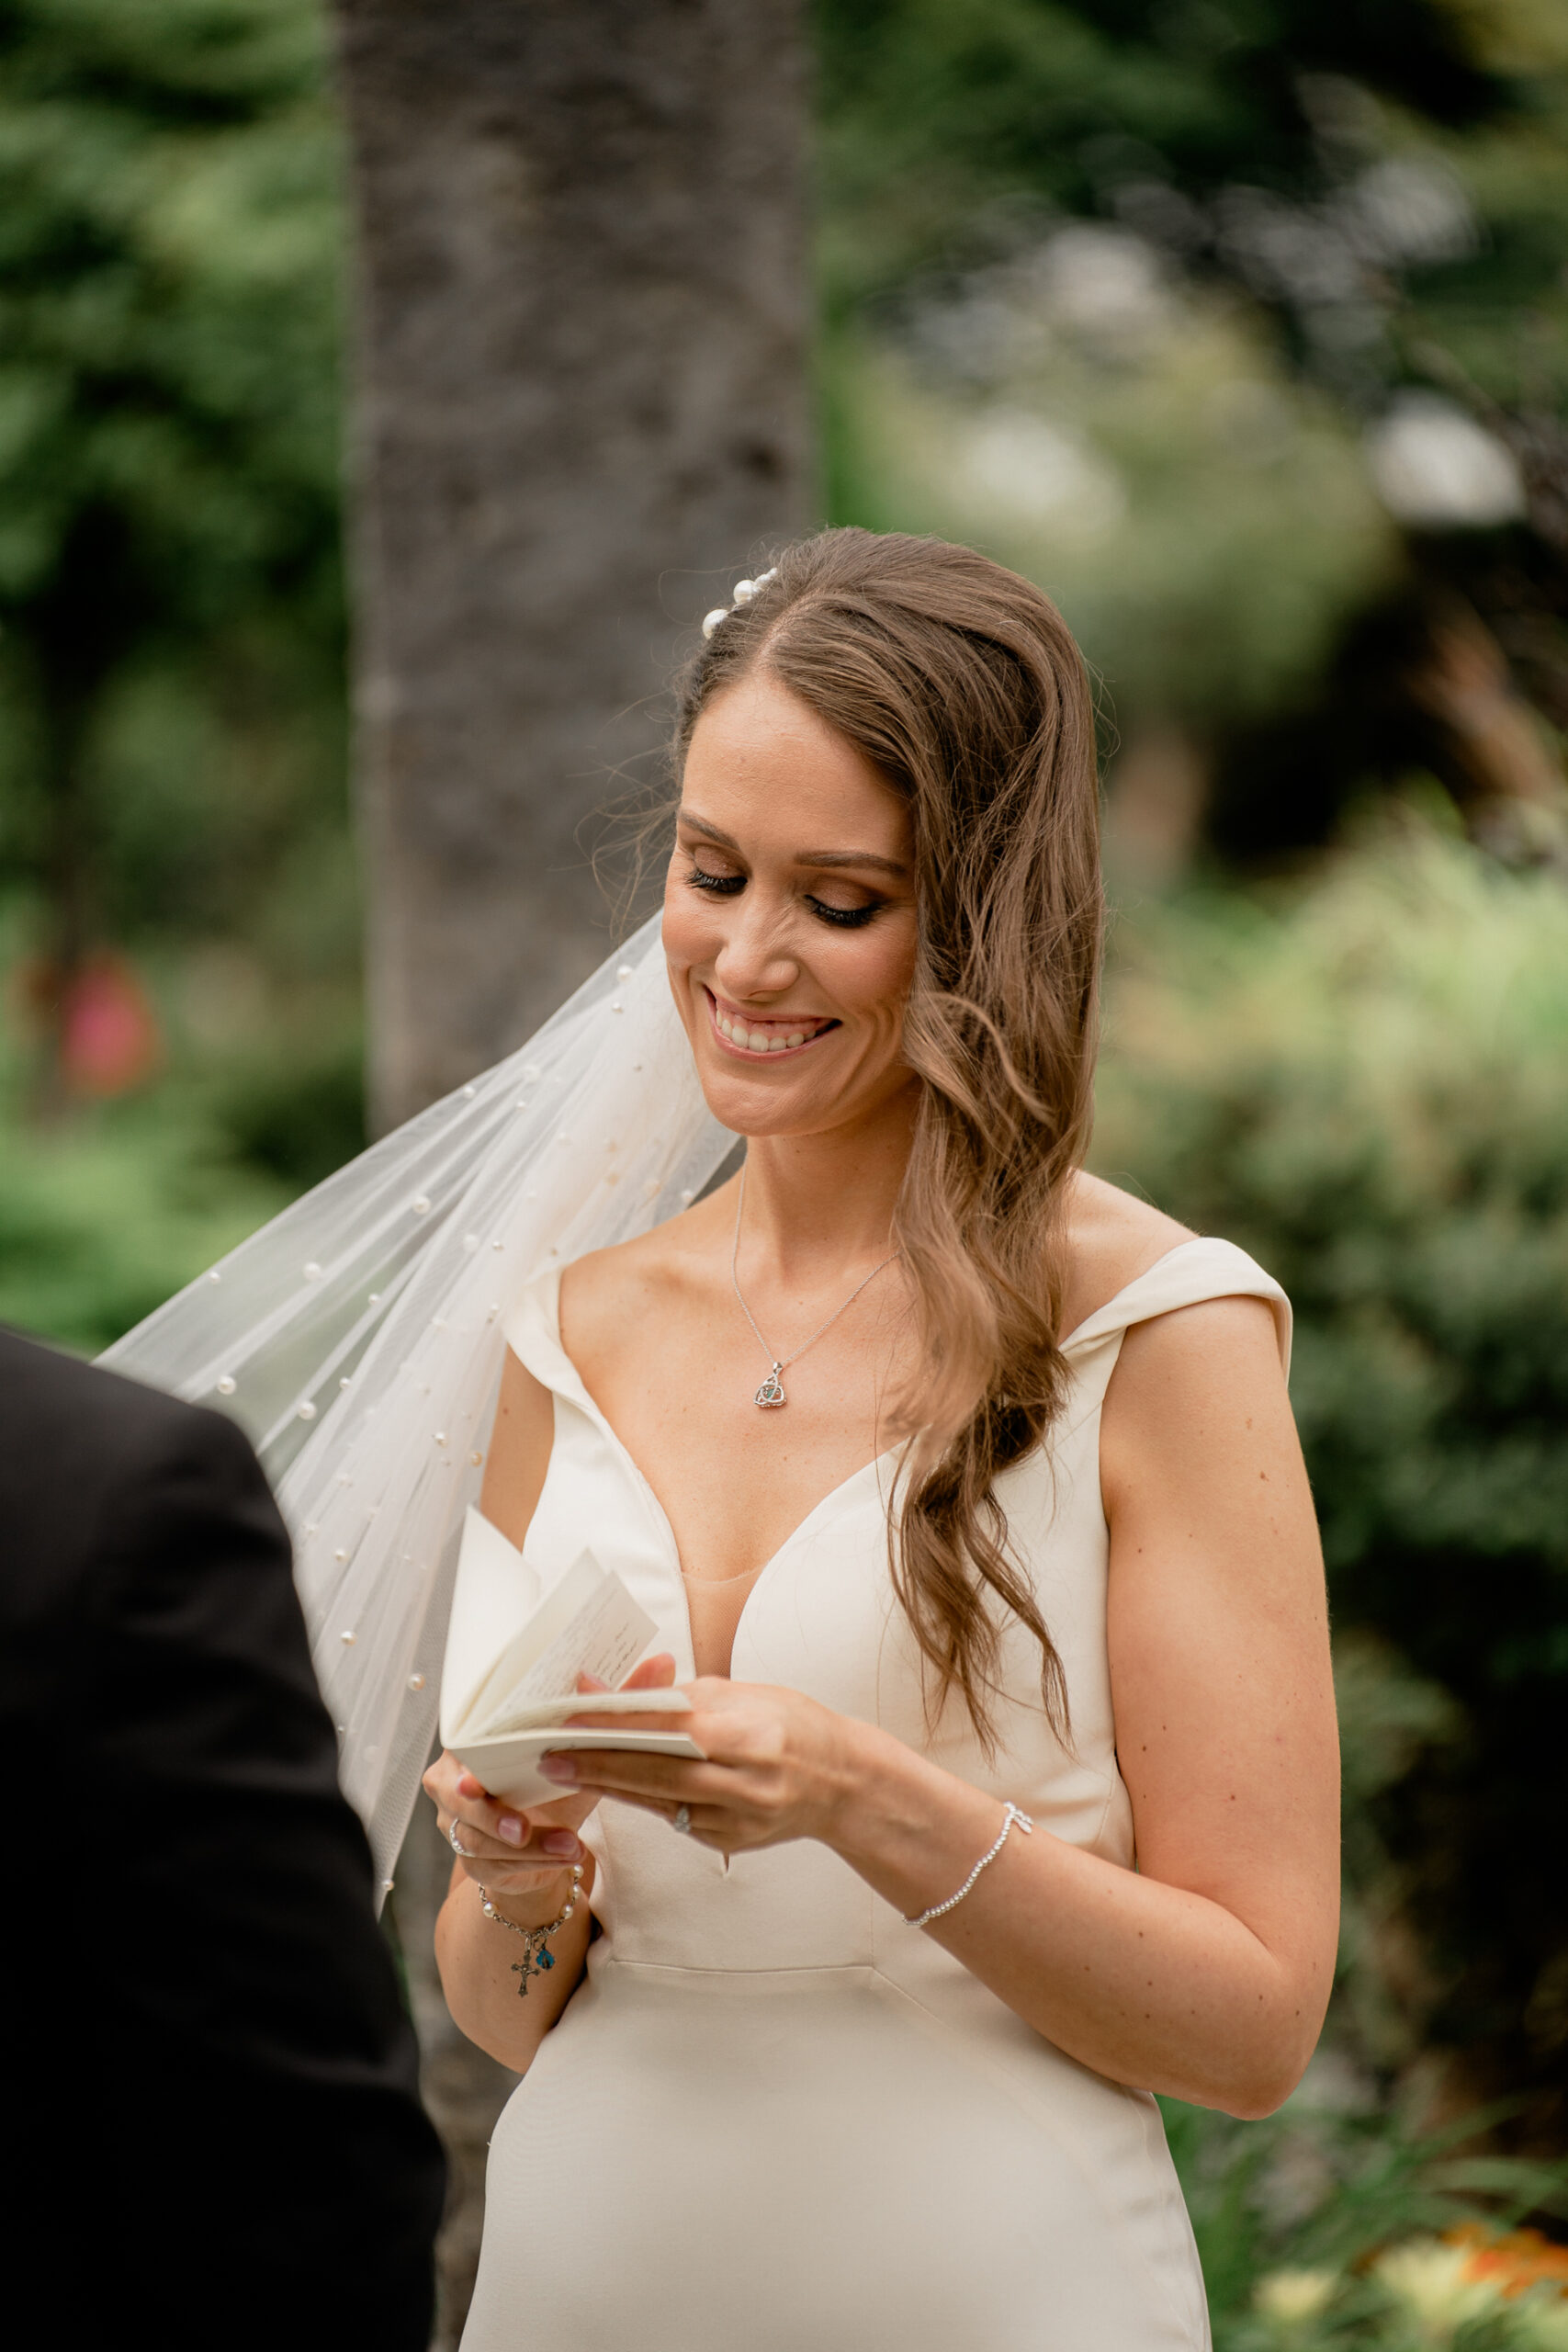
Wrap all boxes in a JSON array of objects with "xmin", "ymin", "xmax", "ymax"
[{"xmin": 711, "ymin": 890, "xmax": 799, "ymax": 1002}]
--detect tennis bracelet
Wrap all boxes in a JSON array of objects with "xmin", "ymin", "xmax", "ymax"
[{"xmin": 904, "ymin": 1803, "xmax": 1034, "ymax": 1928}]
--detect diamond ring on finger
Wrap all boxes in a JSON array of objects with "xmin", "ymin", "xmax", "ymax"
[{"xmin": 449, "ymin": 1818, "xmax": 475, "ymax": 1858}]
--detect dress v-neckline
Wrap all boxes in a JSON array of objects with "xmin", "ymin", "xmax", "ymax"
[
  {"xmin": 527, "ymin": 1268, "xmax": 901, "ymax": 1676},
  {"xmin": 518, "ymin": 1238, "xmax": 1221, "ymax": 1677}
]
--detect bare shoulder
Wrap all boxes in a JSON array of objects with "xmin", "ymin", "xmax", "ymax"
[
  {"xmin": 1056, "ymin": 1173, "xmax": 1194, "ymax": 1340},
  {"xmin": 557, "ymin": 1182, "xmax": 735, "ymax": 1369}
]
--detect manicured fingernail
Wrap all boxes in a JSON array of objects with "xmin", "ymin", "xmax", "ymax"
[
  {"xmin": 539, "ymin": 1755, "xmax": 578, "ymax": 1782},
  {"xmin": 541, "ymin": 1830, "xmax": 582, "ymax": 1859},
  {"xmin": 497, "ymin": 1815, "xmax": 523, "ymax": 1844}
]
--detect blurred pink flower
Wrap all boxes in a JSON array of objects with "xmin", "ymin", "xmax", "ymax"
[{"xmin": 56, "ymin": 955, "xmax": 162, "ymax": 1096}]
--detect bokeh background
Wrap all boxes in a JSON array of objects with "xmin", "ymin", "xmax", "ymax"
[{"xmin": 4, "ymin": 4, "xmax": 1568, "ymax": 2346}]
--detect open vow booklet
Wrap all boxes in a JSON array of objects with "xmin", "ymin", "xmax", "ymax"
[{"xmin": 439, "ymin": 1507, "xmax": 705, "ymax": 1806}]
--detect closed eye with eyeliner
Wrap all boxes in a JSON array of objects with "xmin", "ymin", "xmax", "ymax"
[{"xmin": 682, "ymin": 857, "xmax": 884, "ymax": 929}]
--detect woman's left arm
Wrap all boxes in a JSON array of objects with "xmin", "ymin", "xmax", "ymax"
[
  {"xmin": 892, "ymin": 1292, "xmax": 1337, "ymax": 2116},
  {"xmin": 548, "ymin": 1295, "xmax": 1339, "ymax": 2119}
]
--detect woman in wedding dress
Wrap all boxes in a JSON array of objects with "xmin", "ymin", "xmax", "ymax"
[{"xmin": 422, "ymin": 528, "xmax": 1340, "ymax": 2352}]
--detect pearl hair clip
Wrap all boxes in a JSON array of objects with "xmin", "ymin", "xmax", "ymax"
[{"xmin": 702, "ymin": 567, "xmax": 779, "ymax": 639}]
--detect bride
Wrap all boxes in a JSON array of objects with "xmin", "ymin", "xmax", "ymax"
[
  {"xmin": 416, "ymin": 529, "xmax": 1339, "ymax": 2349},
  {"xmin": 105, "ymin": 525, "xmax": 1336, "ymax": 2348}
]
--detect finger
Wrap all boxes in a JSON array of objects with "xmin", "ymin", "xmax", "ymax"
[
  {"xmin": 593, "ymin": 1785, "xmax": 731, "ymax": 1847},
  {"xmin": 621, "ymin": 1653, "xmax": 678, "ymax": 1690},
  {"xmin": 442, "ymin": 1794, "xmax": 517, "ymax": 1848},
  {"xmin": 451, "ymin": 1785, "xmax": 576, "ymax": 1849},
  {"xmin": 445, "ymin": 1809, "xmax": 584, "ymax": 1866},
  {"xmin": 441, "ymin": 1816, "xmax": 510, "ymax": 1862},
  {"xmin": 424, "ymin": 1752, "xmax": 471, "ymax": 1804},
  {"xmin": 541, "ymin": 1751, "xmax": 729, "ymax": 1804},
  {"xmin": 560, "ymin": 1705, "xmax": 694, "ymax": 1737},
  {"xmin": 491, "ymin": 1803, "xmax": 591, "ymax": 1854}
]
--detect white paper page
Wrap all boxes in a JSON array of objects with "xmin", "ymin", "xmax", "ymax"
[
  {"xmin": 441, "ymin": 1507, "xmax": 545, "ymax": 1742},
  {"xmin": 475, "ymin": 1561, "xmax": 658, "ymax": 1736},
  {"xmin": 461, "ymin": 1548, "xmax": 602, "ymax": 1735}
]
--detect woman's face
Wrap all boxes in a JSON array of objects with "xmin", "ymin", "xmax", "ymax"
[{"xmin": 663, "ymin": 672, "xmax": 920, "ymax": 1141}]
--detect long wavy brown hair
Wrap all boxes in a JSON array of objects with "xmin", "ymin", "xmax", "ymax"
[{"xmin": 674, "ymin": 528, "xmax": 1102, "ymax": 1745}]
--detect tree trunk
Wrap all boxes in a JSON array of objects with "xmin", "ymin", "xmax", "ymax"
[
  {"xmin": 331, "ymin": 7, "xmax": 809, "ymax": 2334},
  {"xmin": 333, "ymin": 0, "xmax": 812, "ymax": 1133}
]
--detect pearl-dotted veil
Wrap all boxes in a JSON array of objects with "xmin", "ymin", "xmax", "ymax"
[{"xmin": 99, "ymin": 919, "xmax": 733, "ymax": 1890}]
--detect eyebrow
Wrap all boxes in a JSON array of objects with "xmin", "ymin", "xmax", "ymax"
[{"xmin": 678, "ymin": 812, "xmax": 908, "ymax": 878}]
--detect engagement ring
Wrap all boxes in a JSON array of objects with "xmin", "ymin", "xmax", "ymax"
[
  {"xmin": 449, "ymin": 1819, "xmax": 475, "ymax": 1858},
  {"xmin": 673, "ymin": 1804, "xmax": 692, "ymax": 1836}
]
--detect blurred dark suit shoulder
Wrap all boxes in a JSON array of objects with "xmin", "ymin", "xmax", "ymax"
[{"xmin": 0, "ymin": 1328, "xmax": 445, "ymax": 2350}]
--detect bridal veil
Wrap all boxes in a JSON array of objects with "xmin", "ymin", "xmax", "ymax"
[{"xmin": 99, "ymin": 921, "xmax": 733, "ymax": 1886}]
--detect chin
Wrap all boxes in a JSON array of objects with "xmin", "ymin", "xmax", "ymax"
[{"xmin": 693, "ymin": 1053, "xmax": 837, "ymax": 1139}]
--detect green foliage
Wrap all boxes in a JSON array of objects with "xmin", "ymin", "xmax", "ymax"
[
  {"xmin": 1095, "ymin": 829, "xmax": 1568, "ymax": 2128},
  {"xmin": 209, "ymin": 1023, "xmax": 366, "ymax": 1191},
  {"xmin": 0, "ymin": 0, "xmax": 352, "ymax": 1018},
  {"xmin": 817, "ymin": 0, "xmax": 1506, "ymax": 315},
  {"xmin": 828, "ymin": 293, "xmax": 1395, "ymax": 727},
  {"xmin": 0, "ymin": 0, "xmax": 341, "ymax": 611},
  {"xmin": 1165, "ymin": 2087, "xmax": 1568, "ymax": 2348},
  {"xmin": 0, "ymin": 1083, "xmax": 288, "ymax": 1353},
  {"xmin": 0, "ymin": 994, "xmax": 363, "ymax": 1351},
  {"xmin": 819, "ymin": 0, "xmax": 1568, "ymax": 849}
]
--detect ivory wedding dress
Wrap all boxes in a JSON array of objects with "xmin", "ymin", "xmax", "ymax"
[{"xmin": 462, "ymin": 1235, "xmax": 1290, "ymax": 2352}]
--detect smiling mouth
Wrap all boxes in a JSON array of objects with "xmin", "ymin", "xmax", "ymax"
[{"xmin": 704, "ymin": 987, "xmax": 840, "ymax": 1058}]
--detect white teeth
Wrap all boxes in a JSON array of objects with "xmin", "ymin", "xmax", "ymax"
[{"xmin": 712, "ymin": 1001, "xmax": 827, "ymax": 1052}]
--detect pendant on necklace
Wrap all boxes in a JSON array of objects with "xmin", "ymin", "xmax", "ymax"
[{"xmin": 754, "ymin": 1363, "xmax": 787, "ymax": 1408}]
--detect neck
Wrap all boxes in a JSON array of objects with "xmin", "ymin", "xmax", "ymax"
[{"xmin": 736, "ymin": 1083, "xmax": 919, "ymax": 1282}]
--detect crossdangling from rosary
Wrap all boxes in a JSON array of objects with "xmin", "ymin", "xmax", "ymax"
[
  {"xmin": 477, "ymin": 1865, "xmax": 584, "ymax": 1996},
  {"xmin": 729, "ymin": 1165, "xmax": 898, "ymax": 1409}
]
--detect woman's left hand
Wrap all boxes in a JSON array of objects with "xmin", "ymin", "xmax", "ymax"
[{"xmin": 538, "ymin": 1677, "xmax": 860, "ymax": 1855}]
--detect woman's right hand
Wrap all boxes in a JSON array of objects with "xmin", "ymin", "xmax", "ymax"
[
  {"xmin": 423, "ymin": 1747, "xmax": 592, "ymax": 1901},
  {"xmin": 422, "ymin": 1650, "xmax": 679, "ymax": 1905}
]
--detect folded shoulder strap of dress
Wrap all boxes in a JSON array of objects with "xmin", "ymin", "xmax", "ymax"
[
  {"xmin": 502, "ymin": 1263, "xmax": 569, "ymax": 1389},
  {"xmin": 1063, "ymin": 1237, "xmax": 1292, "ymax": 1377}
]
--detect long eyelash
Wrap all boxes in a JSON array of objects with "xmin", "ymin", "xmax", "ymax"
[
  {"xmin": 807, "ymin": 898, "xmax": 878, "ymax": 929},
  {"xmin": 682, "ymin": 863, "xmax": 877, "ymax": 926}
]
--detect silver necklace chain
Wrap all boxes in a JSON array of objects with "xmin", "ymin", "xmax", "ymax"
[{"xmin": 730, "ymin": 1165, "xmax": 898, "ymax": 1409}]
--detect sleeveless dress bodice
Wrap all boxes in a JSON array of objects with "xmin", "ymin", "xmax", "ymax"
[{"xmin": 462, "ymin": 1238, "xmax": 1291, "ymax": 2352}]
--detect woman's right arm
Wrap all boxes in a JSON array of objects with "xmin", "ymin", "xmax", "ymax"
[
  {"xmin": 427, "ymin": 1755, "xmax": 597, "ymax": 2073},
  {"xmin": 426, "ymin": 1346, "xmax": 586, "ymax": 2073},
  {"xmin": 425, "ymin": 1347, "xmax": 672, "ymax": 2074}
]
